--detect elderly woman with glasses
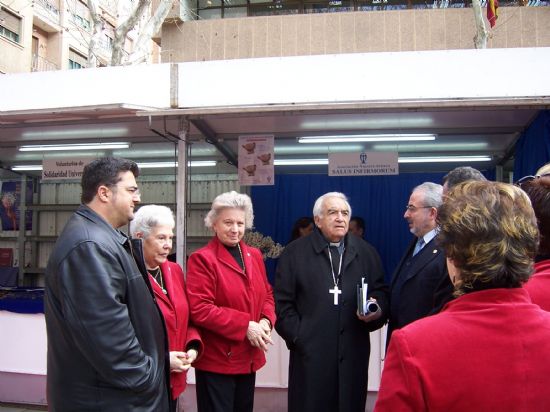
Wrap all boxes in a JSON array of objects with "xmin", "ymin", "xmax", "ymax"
[
  {"xmin": 186, "ymin": 191, "xmax": 276, "ymax": 412},
  {"xmin": 130, "ymin": 205, "xmax": 202, "ymax": 412},
  {"xmin": 518, "ymin": 173, "xmax": 550, "ymax": 311},
  {"xmin": 374, "ymin": 181, "xmax": 550, "ymax": 411}
]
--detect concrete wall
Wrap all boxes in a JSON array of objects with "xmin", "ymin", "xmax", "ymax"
[{"xmin": 160, "ymin": 7, "xmax": 550, "ymax": 63}]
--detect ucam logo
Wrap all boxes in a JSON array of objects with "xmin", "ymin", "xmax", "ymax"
[{"xmin": 359, "ymin": 152, "xmax": 368, "ymax": 164}]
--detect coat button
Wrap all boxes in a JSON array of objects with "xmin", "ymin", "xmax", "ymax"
[
  {"xmin": 339, "ymin": 356, "xmax": 344, "ymax": 362},
  {"xmin": 340, "ymin": 328, "xmax": 344, "ymax": 335},
  {"xmin": 227, "ymin": 352, "xmax": 232, "ymax": 357}
]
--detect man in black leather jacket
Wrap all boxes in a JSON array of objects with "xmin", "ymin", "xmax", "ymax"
[{"xmin": 45, "ymin": 157, "xmax": 170, "ymax": 411}]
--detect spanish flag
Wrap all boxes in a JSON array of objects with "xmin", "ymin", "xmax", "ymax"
[{"xmin": 487, "ymin": 0, "xmax": 499, "ymax": 28}]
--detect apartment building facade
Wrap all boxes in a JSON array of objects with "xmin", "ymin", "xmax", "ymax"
[
  {"xmin": 0, "ymin": 0, "xmax": 160, "ymax": 74},
  {"xmin": 2, "ymin": 1, "xmax": 549, "ymax": 74}
]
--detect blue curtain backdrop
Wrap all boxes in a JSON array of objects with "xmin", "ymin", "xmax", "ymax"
[
  {"xmin": 514, "ymin": 110, "xmax": 550, "ymax": 178},
  {"xmin": 252, "ymin": 170, "xmax": 496, "ymax": 284},
  {"xmin": 252, "ymin": 173, "xmax": 450, "ymax": 283}
]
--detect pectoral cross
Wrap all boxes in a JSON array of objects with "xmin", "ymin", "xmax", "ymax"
[{"xmin": 329, "ymin": 285, "xmax": 342, "ymax": 305}]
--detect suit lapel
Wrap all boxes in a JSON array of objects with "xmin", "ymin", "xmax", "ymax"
[{"xmin": 401, "ymin": 238, "xmax": 443, "ymax": 283}]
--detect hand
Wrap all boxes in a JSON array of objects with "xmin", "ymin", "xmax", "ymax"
[
  {"xmin": 169, "ymin": 351, "xmax": 187, "ymax": 373},
  {"xmin": 180, "ymin": 349, "xmax": 198, "ymax": 371},
  {"xmin": 247, "ymin": 321, "xmax": 273, "ymax": 352},
  {"xmin": 259, "ymin": 318, "xmax": 272, "ymax": 337},
  {"xmin": 357, "ymin": 298, "xmax": 382, "ymax": 323}
]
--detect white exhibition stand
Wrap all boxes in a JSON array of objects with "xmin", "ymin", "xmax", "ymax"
[
  {"xmin": 0, "ymin": 310, "xmax": 47, "ymax": 405},
  {"xmin": 0, "ymin": 311, "xmax": 385, "ymax": 406}
]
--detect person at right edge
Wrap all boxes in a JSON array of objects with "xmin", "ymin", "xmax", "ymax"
[
  {"xmin": 517, "ymin": 173, "xmax": 550, "ymax": 310},
  {"xmin": 375, "ymin": 181, "xmax": 550, "ymax": 411},
  {"xmin": 275, "ymin": 191, "xmax": 388, "ymax": 412}
]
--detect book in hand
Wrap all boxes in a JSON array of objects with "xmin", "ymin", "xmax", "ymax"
[{"xmin": 357, "ymin": 277, "xmax": 379, "ymax": 315}]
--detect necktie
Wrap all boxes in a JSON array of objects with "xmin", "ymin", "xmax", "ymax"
[{"xmin": 413, "ymin": 238, "xmax": 425, "ymax": 256}]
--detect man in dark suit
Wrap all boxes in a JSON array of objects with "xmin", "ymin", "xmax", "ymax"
[{"xmin": 387, "ymin": 182, "xmax": 452, "ymax": 345}]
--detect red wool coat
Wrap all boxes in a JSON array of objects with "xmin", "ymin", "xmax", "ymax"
[
  {"xmin": 524, "ymin": 259, "xmax": 550, "ymax": 311},
  {"xmin": 375, "ymin": 288, "xmax": 550, "ymax": 412},
  {"xmin": 186, "ymin": 237, "xmax": 276, "ymax": 375},
  {"xmin": 153, "ymin": 260, "xmax": 202, "ymax": 400}
]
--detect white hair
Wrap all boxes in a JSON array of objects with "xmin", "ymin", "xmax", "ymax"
[
  {"xmin": 413, "ymin": 182, "xmax": 443, "ymax": 208},
  {"xmin": 312, "ymin": 192, "xmax": 352, "ymax": 218},
  {"xmin": 204, "ymin": 191, "xmax": 254, "ymax": 229},
  {"xmin": 130, "ymin": 205, "xmax": 175, "ymax": 238}
]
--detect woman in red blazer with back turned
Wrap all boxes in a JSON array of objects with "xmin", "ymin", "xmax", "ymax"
[
  {"xmin": 186, "ymin": 191, "xmax": 276, "ymax": 412},
  {"xmin": 375, "ymin": 181, "xmax": 550, "ymax": 412},
  {"xmin": 131, "ymin": 205, "xmax": 203, "ymax": 412}
]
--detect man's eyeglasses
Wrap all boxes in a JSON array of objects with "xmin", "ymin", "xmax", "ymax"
[
  {"xmin": 405, "ymin": 205, "xmax": 433, "ymax": 212},
  {"xmin": 514, "ymin": 173, "xmax": 550, "ymax": 187},
  {"xmin": 111, "ymin": 185, "xmax": 141, "ymax": 197},
  {"xmin": 125, "ymin": 187, "xmax": 141, "ymax": 197}
]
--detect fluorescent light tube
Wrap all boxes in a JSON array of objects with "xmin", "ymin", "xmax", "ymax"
[
  {"xmin": 19, "ymin": 142, "xmax": 130, "ymax": 151},
  {"xmin": 11, "ymin": 160, "xmax": 217, "ymax": 172},
  {"xmin": 137, "ymin": 161, "xmax": 217, "ymax": 168},
  {"xmin": 274, "ymin": 159, "xmax": 329, "ymax": 166},
  {"xmin": 274, "ymin": 155, "xmax": 491, "ymax": 166},
  {"xmin": 298, "ymin": 134, "xmax": 436, "ymax": 144},
  {"xmin": 11, "ymin": 165, "xmax": 43, "ymax": 171},
  {"xmin": 398, "ymin": 156, "xmax": 491, "ymax": 163}
]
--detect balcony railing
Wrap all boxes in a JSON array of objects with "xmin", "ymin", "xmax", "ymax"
[
  {"xmin": 34, "ymin": 0, "xmax": 60, "ymax": 24},
  {"xmin": 31, "ymin": 54, "xmax": 58, "ymax": 72}
]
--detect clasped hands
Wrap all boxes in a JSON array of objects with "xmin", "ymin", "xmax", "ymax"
[
  {"xmin": 246, "ymin": 319, "xmax": 273, "ymax": 352},
  {"xmin": 169, "ymin": 349, "xmax": 198, "ymax": 373}
]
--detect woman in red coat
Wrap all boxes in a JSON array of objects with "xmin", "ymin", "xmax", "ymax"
[
  {"xmin": 518, "ymin": 173, "xmax": 550, "ymax": 311},
  {"xmin": 186, "ymin": 191, "xmax": 276, "ymax": 412},
  {"xmin": 131, "ymin": 205, "xmax": 203, "ymax": 412},
  {"xmin": 375, "ymin": 181, "xmax": 550, "ymax": 412}
]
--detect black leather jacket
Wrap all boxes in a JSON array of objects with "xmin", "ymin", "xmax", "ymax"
[{"xmin": 45, "ymin": 205, "xmax": 169, "ymax": 411}]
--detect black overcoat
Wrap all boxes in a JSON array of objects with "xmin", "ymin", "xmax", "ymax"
[{"xmin": 274, "ymin": 228, "xmax": 389, "ymax": 412}]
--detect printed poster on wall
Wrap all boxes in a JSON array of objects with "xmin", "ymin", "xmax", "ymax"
[
  {"xmin": 238, "ymin": 135, "xmax": 274, "ymax": 186},
  {"xmin": 328, "ymin": 152, "xmax": 399, "ymax": 176},
  {"xmin": 0, "ymin": 181, "xmax": 33, "ymax": 231}
]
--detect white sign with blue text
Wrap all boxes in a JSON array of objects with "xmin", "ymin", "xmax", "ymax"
[{"xmin": 328, "ymin": 152, "xmax": 398, "ymax": 176}]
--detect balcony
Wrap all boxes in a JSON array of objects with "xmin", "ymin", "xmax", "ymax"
[
  {"xmin": 33, "ymin": 0, "xmax": 60, "ymax": 32},
  {"xmin": 31, "ymin": 54, "xmax": 58, "ymax": 72}
]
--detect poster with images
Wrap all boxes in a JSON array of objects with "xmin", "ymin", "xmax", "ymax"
[
  {"xmin": 0, "ymin": 181, "xmax": 33, "ymax": 231},
  {"xmin": 238, "ymin": 135, "xmax": 275, "ymax": 186}
]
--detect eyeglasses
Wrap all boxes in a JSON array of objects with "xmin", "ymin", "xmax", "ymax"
[
  {"xmin": 514, "ymin": 173, "xmax": 550, "ymax": 186},
  {"xmin": 405, "ymin": 205, "xmax": 433, "ymax": 212},
  {"xmin": 126, "ymin": 187, "xmax": 141, "ymax": 197},
  {"xmin": 112, "ymin": 185, "xmax": 141, "ymax": 197}
]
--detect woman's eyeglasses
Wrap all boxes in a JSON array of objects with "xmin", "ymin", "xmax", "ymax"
[{"xmin": 515, "ymin": 173, "xmax": 550, "ymax": 186}]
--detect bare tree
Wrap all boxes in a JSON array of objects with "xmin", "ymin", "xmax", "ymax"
[
  {"xmin": 87, "ymin": 0, "xmax": 193, "ymax": 67},
  {"xmin": 472, "ymin": 0, "xmax": 489, "ymax": 49}
]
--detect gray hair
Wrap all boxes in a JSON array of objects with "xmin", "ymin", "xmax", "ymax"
[
  {"xmin": 313, "ymin": 192, "xmax": 352, "ymax": 218},
  {"xmin": 130, "ymin": 205, "xmax": 175, "ymax": 238},
  {"xmin": 413, "ymin": 182, "xmax": 443, "ymax": 208},
  {"xmin": 204, "ymin": 191, "xmax": 254, "ymax": 229},
  {"xmin": 443, "ymin": 166, "xmax": 486, "ymax": 190}
]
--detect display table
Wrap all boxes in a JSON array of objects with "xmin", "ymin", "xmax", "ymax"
[
  {"xmin": 0, "ymin": 310, "xmax": 47, "ymax": 405},
  {"xmin": 0, "ymin": 290, "xmax": 385, "ymax": 406}
]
